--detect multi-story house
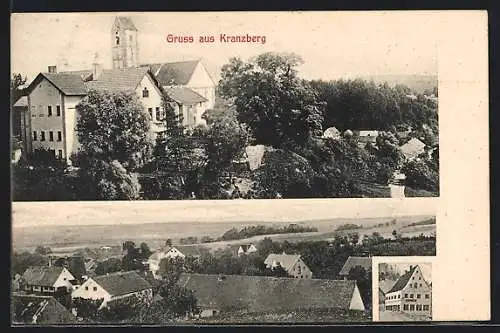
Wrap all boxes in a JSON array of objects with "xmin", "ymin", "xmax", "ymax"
[
  {"xmin": 384, "ymin": 265, "xmax": 432, "ymax": 315},
  {"xmin": 264, "ymin": 252, "xmax": 313, "ymax": 279},
  {"xmin": 22, "ymin": 16, "xmax": 215, "ymax": 164}
]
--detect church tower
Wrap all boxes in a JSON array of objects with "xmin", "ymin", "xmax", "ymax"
[{"xmin": 111, "ymin": 17, "xmax": 139, "ymax": 69}]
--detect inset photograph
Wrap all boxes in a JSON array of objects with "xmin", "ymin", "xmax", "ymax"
[{"xmin": 378, "ymin": 262, "xmax": 432, "ymax": 322}]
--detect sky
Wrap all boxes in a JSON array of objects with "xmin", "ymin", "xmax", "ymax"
[
  {"xmin": 11, "ymin": 11, "xmax": 438, "ymax": 84},
  {"xmin": 389, "ymin": 263, "xmax": 432, "ymax": 283},
  {"xmin": 11, "ymin": 199, "xmax": 437, "ymax": 228}
]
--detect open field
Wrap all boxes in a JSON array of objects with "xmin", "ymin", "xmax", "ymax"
[{"xmin": 12, "ymin": 215, "xmax": 435, "ymax": 254}]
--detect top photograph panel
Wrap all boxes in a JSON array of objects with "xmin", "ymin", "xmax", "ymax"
[{"xmin": 10, "ymin": 12, "xmax": 439, "ymax": 200}]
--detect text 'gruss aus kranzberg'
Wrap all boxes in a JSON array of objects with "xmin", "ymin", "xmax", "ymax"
[{"xmin": 166, "ymin": 34, "xmax": 267, "ymax": 44}]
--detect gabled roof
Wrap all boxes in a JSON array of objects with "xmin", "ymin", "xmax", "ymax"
[
  {"xmin": 27, "ymin": 73, "xmax": 88, "ymax": 96},
  {"xmin": 239, "ymin": 244, "xmax": 255, "ymax": 252},
  {"xmin": 339, "ymin": 256, "xmax": 372, "ymax": 276},
  {"xmin": 149, "ymin": 245, "xmax": 203, "ymax": 261},
  {"xmin": 22, "ymin": 266, "xmax": 67, "ymax": 287},
  {"xmin": 11, "ymin": 293, "xmax": 77, "ymax": 324},
  {"xmin": 114, "ymin": 16, "xmax": 138, "ymax": 31},
  {"xmin": 13, "ymin": 96, "xmax": 28, "ymax": 107},
  {"xmin": 152, "ymin": 60, "xmax": 200, "ymax": 86},
  {"xmin": 164, "ymin": 87, "xmax": 207, "ymax": 105},
  {"xmin": 85, "ymin": 67, "xmax": 152, "ymax": 93},
  {"xmin": 400, "ymin": 138, "xmax": 426, "ymax": 160},
  {"xmin": 177, "ymin": 273, "xmax": 362, "ymax": 313},
  {"xmin": 92, "ymin": 271, "xmax": 151, "ymax": 297},
  {"xmin": 386, "ymin": 266, "xmax": 417, "ymax": 293},
  {"xmin": 264, "ymin": 253, "xmax": 301, "ymax": 271}
]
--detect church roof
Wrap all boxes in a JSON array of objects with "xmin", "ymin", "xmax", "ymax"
[
  {"xmin": 115, "ymin": 16, "xmax": 137, "ymax": 31},
  {"xmin": 148, "ymin": 60, "xmax": 201, "ymax": 86}
]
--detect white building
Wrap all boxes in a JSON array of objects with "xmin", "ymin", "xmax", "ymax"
[
  {"xmin": 71, "ymin": 271, "xmax": 152, "ymax": 309},
  {"xmin": 236, "ymin": 244, "xmax": 258, "ymax": 256},
  {"xmin": 22, "ymin": 16, "xmax": 215, "ymax": 164},
  {"xmin": 148, "ymin": 246, "xmax": 202, "ymax": 279},
  {"xmin": 264, "ymin": 252, "xmax": 313, "ymax": 279}
]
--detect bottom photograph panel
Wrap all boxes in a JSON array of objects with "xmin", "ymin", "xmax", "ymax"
[
  {"xmin": 11, "ymin": 200, "xmax": 436, "ymax": 325},
  {"xmin": 374, "ymin": 258, "xmax": 434, "ymax": 322}
]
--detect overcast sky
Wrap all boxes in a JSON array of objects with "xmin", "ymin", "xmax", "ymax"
[
  {"xmin": 11, "ymin": 11, "xmax": 438, "ymax": 84},
  {"xmin": 390, "ymin": 263, "xmax": 432, "ymax": 283},
  {"xmin": 12, "ymin": 199, "xmax": 436, "ymax": 228}
]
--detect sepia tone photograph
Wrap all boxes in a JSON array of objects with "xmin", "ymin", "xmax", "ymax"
[
  {"xmin": 10, "ymin": 12, "xmax": 439, "ymax": 201},
  {"xmin": 11, "ymin": 200, "xmax": 436, "ymax": 324},
  {"xmin": 377, "ymin": 262, "xmax": 432, "ymax": 322}
]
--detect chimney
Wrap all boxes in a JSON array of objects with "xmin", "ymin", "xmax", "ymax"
[
  {"xmin": 92, "ymin": 63, "xmax": 103, "ymax": 80},
  {"xmin": 48, "ymin": 65, "xmax": 57, "ymax": 73}
]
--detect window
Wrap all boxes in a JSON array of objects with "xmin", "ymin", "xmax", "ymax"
[
  {"xmin": 423, "ymin": 305, "xmax": 429, "ymax": 311},
  {"xmin": 404, "ymin": 293, "xmax": 408, "ymax": 298},
  {"xmin": 56, "ymin": 105, "xmax": 61, "ymax": 116},
  {"xmin": 403, "ymin": 304, "xmax": 408, "ymax": 311},
  {"xmin": 57, "ymin": 131, "xmax": 62, "ymax": 142},
  {"xmin": 425, "ymin": 294, "xmax": 430, "ymax": 299},
  {"xmin": 33, "ymin": 131, "xmax": 37, "ymax": 141},
  {"xmin": 410, "ymin": 294, "xmax": 414, "ymax": 298},
  {"xmin": 48, "ymin": 105, "xmax": 52, "ymax": 116},
  {"xmin": 417, "ymin": 294, "xmax": 421, "ymax": 299},
  {"xmin": 40, "ymin": 131, "xmax": 46, "ymax": 141},
  {"xmin": 398, "ymin": 294, "xmax": 401, "ymax": 299},
  {"xmin": 410, "ymin": 304, "xmax": 415, "ymax": 311},
  {"xmin": 85, "ymin": 286, "xmax": 89, "ymax": 291},
  {"xmin": 115, "ymin": 32, "xmax": 120, "ymax": 45},
  {"xmin": 155, "ymin": 107, "xmax": 161, "ymax": 121},
  {"xmin": 93, "ymin": 287, "xmax": 97, "ymax": 291},
  {"xmin": 63, "ymin": 277, "xmax": 66, "ymax": 281},
  {"xmin": 58, "ymin": 150, "xmax": 63, "ymax": 159},
  {"xmin": 49, "ymin": 131, "xmax": 54, "ymax": 141},
  {"xmin": 143, "ymin": 87, "xmax": 149, "ymax": 98},
  {"xmin": 148, "ymin": 108, "xmax": 153, "ymax": 120},
  {"xmin": 414, "ymin": 283, "xmax": 418, "ymax": 288},
  {"xmin": 419, "ymin": 277, "xmax": 421, "ymax": 280},
  {"xmin": 419, "ymin": 283, "xmax": 422, "ymax": 287}
]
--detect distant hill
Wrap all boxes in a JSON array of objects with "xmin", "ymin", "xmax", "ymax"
[{"xmin": 358, "ymin": 74, "xmax": 438, "ymax": 94}]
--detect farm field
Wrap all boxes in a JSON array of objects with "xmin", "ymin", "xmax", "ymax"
[{"xmin": 12, "ymin": 215, "xmax": 435, "ymax": 254}]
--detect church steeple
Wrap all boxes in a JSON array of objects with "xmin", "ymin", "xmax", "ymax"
[{"xmin": 111, "ymin": 16, "xmax": 139, "ymax": 69}]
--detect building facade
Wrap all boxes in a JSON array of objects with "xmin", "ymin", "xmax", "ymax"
[{"xmin": 384, "ymin": 265, "xmax": 432, "ymax": 315}]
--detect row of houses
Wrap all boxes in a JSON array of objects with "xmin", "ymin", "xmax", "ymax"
[{"xmin": 12, "ymin": 254, "xmax": 373, "ymax": 323}]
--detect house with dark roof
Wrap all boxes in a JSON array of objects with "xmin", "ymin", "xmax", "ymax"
[
  {"xmin": 11, "ymin": 293, "xmax": 77, "ymax": 325},
  {"xmin": 400, "ymin": 138, "xmax": 426, "ymax": 161},
  {"xmin": 384, "ymin": 265, "xmax": 431, "ymax": 315},
  {"xmin": 177, "ymin": 273, "xmax": 365, "ymax": 317},
  {"xmin": 71, "ymin": 271, "xmax": 152, "ymax": 309},
  {"xmin": 264, "ymin": 253, "xmax": 313, "ymax": 279},
  {"xmin": 22, "ymin": 266, "xmax": 76, "ymax": 295},
  {"xmin": 339, "ymin": 256, "xmax": 372, "ymax": 280}
]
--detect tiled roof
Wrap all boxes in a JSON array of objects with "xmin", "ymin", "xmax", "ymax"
[
  {"xmin": 92, "ymin": 271, "xmax": 152, "ymax": 297},
  {"xmin": 177, "ymin": 273, "xmax": 360, "ymax": 313},
  {"xmin": 386, "ymin": 266, "xmax": 417, "ymax": 293},
  {"xmin": 152, "ymin": 60, "xmax": 200, "ymax": 86},
  {"xmin": 164, "ymin": 87, "xmax": 207, "ymax": 105},
  {"xmin": 22, "ymin": 266, "xmax": 65, "ymax": 287},
  {"xmin": 175, "ymin": 245, "xmax": 203, "ymax": 257},
  {"xmin": 37, "ymin": 73, "xmax": 88, "ymax": 95},
  {"xmin": 115, "ymin": 17, "xmax": 138, "ymax": 31},
  {"xmin": 11, "ymin": 293, "xmax": 77, "ymax": 324},
  {"xmin": 264, "ymin": 253, "xmax": 301, "ymax": 271},
  {"xmin": 13, "ymin": 96, "xmax": 28, "ymax": 107},
  {"xmin": 400, "ymin": 138, "xmax": 426, "ymax": 160},
  {"xmin": 339, "ymin": 257, "xmax": 372, "ymax": 276},
  {"xmin": 85, "ymin": 67, "xmax": 150, "ymax": 93}
]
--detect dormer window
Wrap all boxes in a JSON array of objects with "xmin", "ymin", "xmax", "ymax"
[{"xmin": 142, "ymin": 87, "xmax": 149, "ymax": 98}]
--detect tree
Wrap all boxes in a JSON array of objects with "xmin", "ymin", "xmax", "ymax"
[
  {"xmin": 149, "ymin": 93, "xmax": 204, "ymax": 199},
  {"xmin": 12, "ymin": 251, "xmax": 49, "ymax": 275},
  {"xmin": 158, "ymin": 283, "xmax": 199, "ymax": 317},
  {"xmin": 10, "ymin": 73, "xmax": 27, "ymax": 106},
  {"xmin": 139, "ymin": 242, "xmax": 152, "ymax": 259},
  {"xmin": 402, "ymin": 158, "xmax": 439, "ymax": 193},
  {"xmin": 165, "ymin": 239, "xmax": 173, "ymax": 247},
  {"xmin": 75, "ymin": 89, "xmax": 154, "ymax": 171},
  {"xmin": 158, "ymin": 257, "xmax": 185, "ymax": 286},
  {"xmin": 34, "ymin": 246, "xmax": 52, "ymax": 255},
  {"xmin": 95, "ymin": 258, "xmax": 122, "ymax": 275},
  {"xmin": 219, "ymin": 52, "xmax": 324, "ymax": 148},
  {"xmin": 76, "ymin": 157, "xmax": 141, "ymax": 200}
]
